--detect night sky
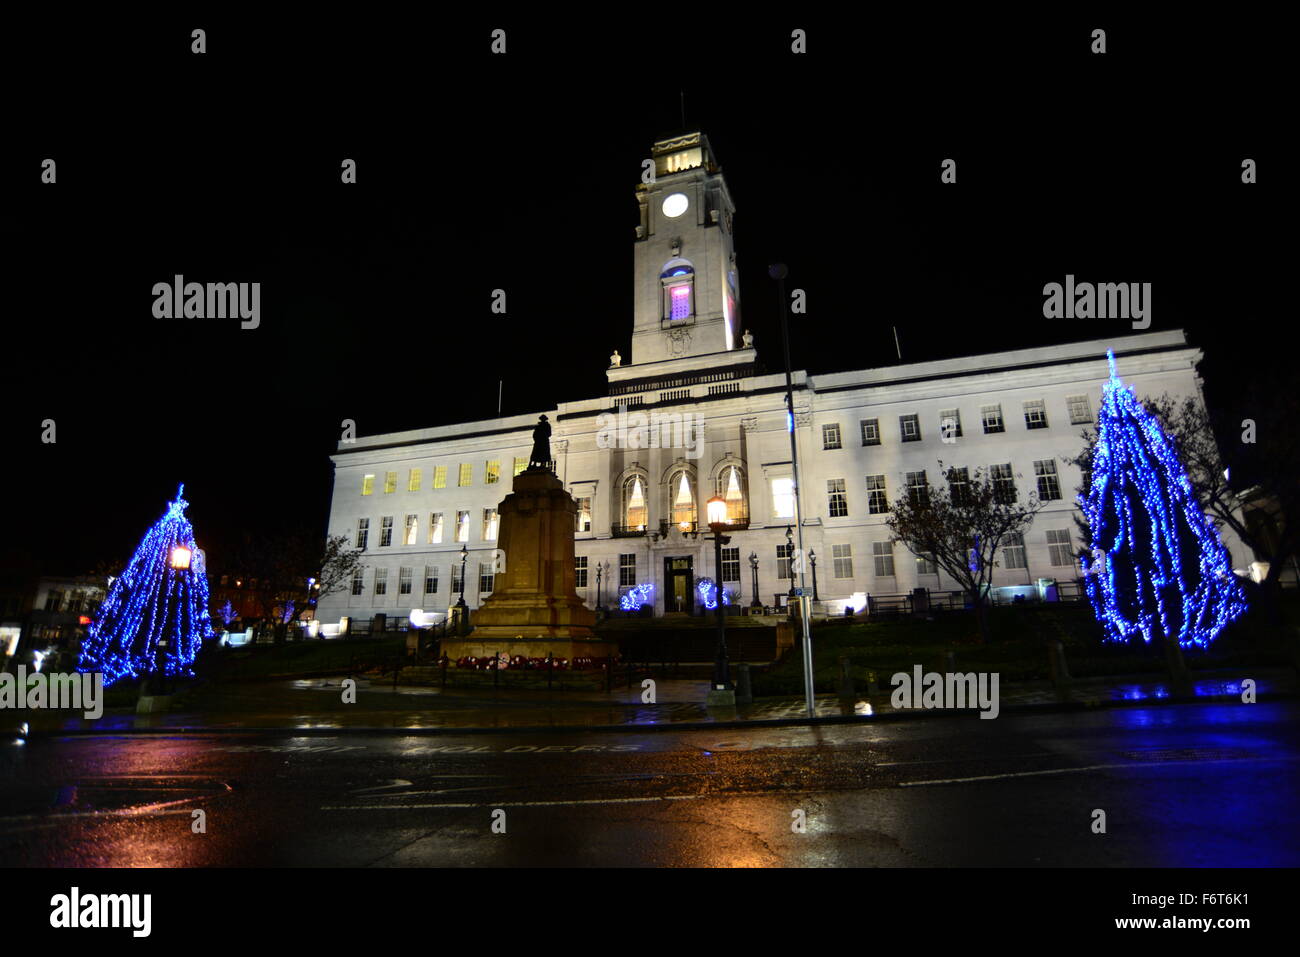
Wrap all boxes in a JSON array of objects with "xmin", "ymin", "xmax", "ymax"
[{"xmin": 1, "ymin": 14, "xmax": 1284, "ymax": 578}]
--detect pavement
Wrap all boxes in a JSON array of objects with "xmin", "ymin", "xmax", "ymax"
[{"xmin": 19, "ymin": 667, "xmax": 1297, "ymax": 735}]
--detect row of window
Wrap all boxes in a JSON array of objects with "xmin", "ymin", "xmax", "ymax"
[
  {"xmin": 349, "ymin": 528, "xmax": 1080, "ymax": 602},
  {"xmin": 42, "ymin": 591, "xmax": 102, "ymax": 614},
  {"xmin": 356, "ymin": 510, "xmax": 500, "ymax": 549},
  {"xmin": 825, "ymin": 461, "xmax": 1064, "ymax": 517},
  {"xmin": 361, "ymin": 459, "xmax": 530, "ymax": 496},
  {"xmin": 824, "ymin": 395, "xmax": 1093, "ymax": 451},
  {"xmin": 350, "ymin": 563, "xmax": 493, "ymax": 597},
  {"xmin": 620, "ymin": 464, "xmax": 751, "ymax": 531}
]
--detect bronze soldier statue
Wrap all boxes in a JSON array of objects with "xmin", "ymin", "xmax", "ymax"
[{"xmin": 528, "ymin": 415, "xmax": 552, "ymax": 470}]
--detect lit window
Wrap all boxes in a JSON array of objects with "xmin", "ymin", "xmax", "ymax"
[
  {"xmin": 483, "ymin": 508, "xmax": 499, "ymax": 541},
  {"xmin": 384, "ymin": 471, "xmax": 397, "ymax": 493},
  {"xmin": 458, "ymin": 463, "xmax": 472, "ymax": 486},
  {"xmin": 671, "ymin": 471, "xmax": 696, "ymax": 529},
  {"xmin": 915, "ymin": 551, "xmax": 938, "ymax": 576},
  {"xmin": 832, "ymin": 543, "xmax": 854, "ymax": 579},
  {"xmin": 575, "ymin": 496, "xmax": 592, "ymax": 533},
  {"xmin": 408, "ymin": 468, "xmax": 422, "ymax": 491},
  {"xmin": 455, "ymin": 511, "xmax": 470, "ymax": 543},
  {"xmin": 771, "ymin": 477, "xmax": 795, "ymax": 519},
  {"xmin": 404, "ymin": 514, "xmax": 418, "ymax": 545},
  {"xmin": 624, "ymin": 475, "xmax": 648, "ymax": 529},
  {"xmin": 485, "ymin": 460, "xmax": 500, "ymax": 485},
  {"xmin": 669, "ymin": 284, "xmax": 691, "ymax": 320},
  {"xmin": 433, "ymin": 466, "xmax": 447, "ymax": 489},
  {"xmin": 379, "ymin": 516, "xmax": 393, "ymax": 547},
  {"xmin": 428, "ymin": 512, "xmax": 444, "ymax": 544},
  {"xmin": 513, "ymin": 457, "xmax": 528, "ymax": 477},
  {"xmin": 719, "ymin": 466, "xmax": 748, "ymax": 524},
  {"xmin": 362, "ymin": 474, "xmax": 374, "ymax": 496}
]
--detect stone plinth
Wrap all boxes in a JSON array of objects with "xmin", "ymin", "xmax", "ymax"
[{"xmin": 441, "ymin": 467, "xmax": 618, "ymax": 661}]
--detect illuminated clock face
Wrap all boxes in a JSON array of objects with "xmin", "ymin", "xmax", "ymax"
[{"xmin": 662, "ymin": 193, "xmax": 689, "ymax": 218}]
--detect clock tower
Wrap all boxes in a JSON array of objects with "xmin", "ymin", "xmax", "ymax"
[{"xmin": 624, "ymin": 132, "xmax": 750, "ymax": 373}]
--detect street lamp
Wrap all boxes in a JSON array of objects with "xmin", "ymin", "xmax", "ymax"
[
  {"xmin": 808, "ymin": 549, "xmax": 820, "ymax": 601},
  {"xmin": 748, "ymin": 552, "xmax": 762, "ymax": 609},
  {"xmin": 595, "ymin": 559, "xmax": 606, "ymax": 613},
  {"xmin": 170, "ymin": 546, "xmax": 192, "ymax": 570},
  {"xmin": 456, "ymin": 545, "xmax": 469, "ymax": 611},
  {"xmin": 784, "ymin": 525, "xmax": 796, "ymax": 601},
  {"xmin": 706, "ymin": 496, "xmax": 733, "ymax": 703}
]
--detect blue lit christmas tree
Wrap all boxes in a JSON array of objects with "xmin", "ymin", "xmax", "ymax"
[
  {"xmin": 78, "ymin": 485, "xmax": 214, "ymax": 685},
  {"xmin": 1081, "ymin": 353, "xmax": 1246, "ymax": 655}
]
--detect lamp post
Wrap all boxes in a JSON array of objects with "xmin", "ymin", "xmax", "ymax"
[
  {"xmin": 785, "ymin": 525, "xmax": 797, "ymax": 601},
  {"xmin": 772, "ymin": 261, "xmax": 816, "ymax": 718},
  {"xmin": 456, "ymin": 545, "xmax": 469, "ymax": 634},
  {"xmin": 809, "ymin": 549, "xmax": 820, "ymax": 601},
  {"xmin": 748, "ymin": 552, "xmax": 761, "ymax": 609},
  {"xmin": 595, "ymin": 560, "xmax": 605, "ymax": 613},
  {"xmin": 706, "ymin": 496, "xmax": 734, "ymax": 705}
]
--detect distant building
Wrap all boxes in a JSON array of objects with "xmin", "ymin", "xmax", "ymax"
[{"xmin": 314, "ymin": 132, "xmax": 1252, "ymax": 624}]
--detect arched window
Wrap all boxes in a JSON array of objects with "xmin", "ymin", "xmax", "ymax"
[
  {"xmin": 623, "ymin": 475, "xmax": 648, "ymax": 530},
  {"xmin": 717, "ymin": 465, "xmax": 749, "ymax": 524},
  {"xmin": 660, "ymin": 260, "xmax": 695, "ymax": 323},
  {"xmin": 671, "ymin": 470, "xmax": 697, "ymax": 529}
]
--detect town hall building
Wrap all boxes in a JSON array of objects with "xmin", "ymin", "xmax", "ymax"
[{"xmin": 313, "ymin": 132, "xmax": 1247, "ymax": 626}]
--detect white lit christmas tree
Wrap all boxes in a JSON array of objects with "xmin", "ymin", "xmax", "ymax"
[
  {"xmin": 1081, "ymin": 353, "xmax": 1247, "ymax": 651},
  {"xmin": 78, "ymin": 484, "xmax": 214, "ymax": 685}
]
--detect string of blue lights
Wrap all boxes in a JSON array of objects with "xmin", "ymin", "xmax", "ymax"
[
  {"xmin": 77, "ymin": 484, "xmax": 214, "ymax": 685},
  {"xmin": 1082, "ymin": 353, "xmax": 1246, "ymax": 649}
]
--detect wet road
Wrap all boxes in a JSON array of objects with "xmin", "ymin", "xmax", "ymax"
[{"xmin": 2, "ymin": 700, "xmax": 1298, "ymax": 866}]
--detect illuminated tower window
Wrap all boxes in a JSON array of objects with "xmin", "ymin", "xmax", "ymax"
[
  {"xmin": 670, "ymin": 285, "xmax": 691, "ymax": 320},
  {"xmin": 671, "ymin": 471, "xmax": 696, "ymax": 529},
  {"xmin": 624, "ymin": 476, "xmax": 647, "ymax": 530}
]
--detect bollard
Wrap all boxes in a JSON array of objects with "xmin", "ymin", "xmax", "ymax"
[
  {"xmin": 1046, "ymin": 638, "xmax": 1072, "ymax": 701},
  {"xmin": 837, "ymin": 655, "xmax": 856, "ymax": 701},
  {"xmin": 735, "ymin": 662, "xmax": 753, "ymax": 705}
]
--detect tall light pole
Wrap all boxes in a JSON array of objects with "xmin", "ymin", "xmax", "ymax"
[
  {"xmin": 748, "ymin": 552, "xmax": 761, "ymax": 609},
  {"xmin": 706, "ymin": 496, "xmax": 734, "ymax": 705},
  {"xmin": 809, "ymin": 549, "xmax": 820, "ymax": 602},
  {"xmin": 771, "ymin": 262, "xmax": 816, "ymax": 718},
  {"xmin": 456, "ymin": 545, "xmax": 469, "ymax": 634}
]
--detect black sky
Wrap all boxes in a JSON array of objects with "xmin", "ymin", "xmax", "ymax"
[{"xmin": 1, "ymin": 13, "xmax": 1286, "ymax": 577}]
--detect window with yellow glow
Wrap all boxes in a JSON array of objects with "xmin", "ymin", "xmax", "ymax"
[
  {"xmin": 433, "ymin": 466, "xmax": 447, "ymax": 489},
  {"xmin": 458, "ymin": 463, "xmax": 472, "ymax": 487},
  {"xmin": 384, "ymin": 471, "xmax": 397, "ymax": 493},
  {"xmin": 671, "ymin": 471, "xmax": 696, "ymax": 528},
  {"xmin": 485, "ymin": 460, "xmax": 501, "ymax": 485},
  {"xmin": 408, "ymin": 468, "xmax": 422, "ymax": 491},
  {"xmin": 624, "ymin": 476, "xmax": 647, "ymax": 530},
  {"xmin": 361, "ymin": 474, "xmax": 374, "ymax": 496}
]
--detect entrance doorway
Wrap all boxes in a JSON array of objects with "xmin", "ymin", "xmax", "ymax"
[{"xmin": 665, "ymin": 556, "xmax": 694, "ymax": 615}]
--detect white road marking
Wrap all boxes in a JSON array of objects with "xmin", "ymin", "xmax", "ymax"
[
  {"xmin": 323, "ymin": 794, "xmax": 709, "ymax": 811},
  {"xmin": 900, "ymin": 754, "xmax": 1299, "ymax": 787}
]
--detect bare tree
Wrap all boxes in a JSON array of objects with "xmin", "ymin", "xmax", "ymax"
[{"xmin": 886, "ymin": 463, "xmax": 1043, "ymax": 643}]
